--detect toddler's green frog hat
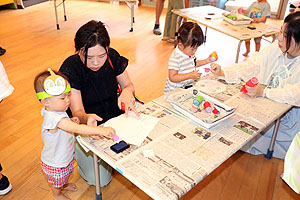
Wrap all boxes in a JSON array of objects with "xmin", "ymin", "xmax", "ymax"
[{"xmin": 36, "ymin": 68, "xmax": 71, "ymax": 100}]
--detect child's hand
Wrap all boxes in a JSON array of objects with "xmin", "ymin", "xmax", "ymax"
[
  {"xmin": 210, "ymin": 63, "xmax": 224, "ymax": 78},
  {"xmin": 238, "ymin": 7, "xmax": 244, "ymax": 14},
  {"xmin": 190, "ymin": 70, "xmax": 201, "ymax": 81},
  {"xmin": 101, "ymin": 127, "xmax": 116, "ymax": 138},
  {"xmin": 253, "ymin": 18, "xmax": 260, "ymax": 23},
  {"xmin": 71, "ymin": 117, "xmax": 80, "ymax": 124}
]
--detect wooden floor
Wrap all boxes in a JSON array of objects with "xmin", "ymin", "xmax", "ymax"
[{"xmin": 0, "ymin": 1, "xmax": 298, "ymax": 199}]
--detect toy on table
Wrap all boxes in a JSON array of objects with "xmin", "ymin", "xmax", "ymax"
[
  {"xmin": 212, "ymin": 107, "xmax": 218, "ymax": 114},
  {"xmin": 191, "ymin": 95, "xmax": 219, "ymax": 114},
  {"xmin": 238, "ymin": 8, "xmax": 243, "ymax": 14},
  {"xmin": 112, "ymin": 134, "xmax": 119, "ymax": 141},
  {"xmin": 190, "ymin": 104, "xmax": 198, "ymax": 113},
  {"xmin": 121, "ymin": 102, "xmax": 125, "ymax": 111},
  {"xmin": 193, "ymin": 95, "xmax": 204, "ymax": 106},
  {"xmin": 203, "ymin": 101, "xmax": 212, "ymax": 113},
  {"xmin": 209, "ymin": 51, "xmax": 218, "ymax": 62},
  {"xmin": 240, "ymin": 77, "xmax": 258, "ymax": 94}
]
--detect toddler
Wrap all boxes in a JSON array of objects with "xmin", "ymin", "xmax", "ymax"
[
  {"xmin": 164, "ymin": 22, "xmax": 217, "ymax": 94},
  {"xmin": 239, "ymin": 0, "xmax": 271, "ymax": 57},
  {"xmin": 34, "ymin": 69, "xmax": 115, "ymax": 200}
]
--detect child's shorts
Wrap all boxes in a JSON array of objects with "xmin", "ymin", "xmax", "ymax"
[
  {"xmin": 41, "ymin": 160, "xmax": 74, "ymax": 188},
  {"xmin": 254, "ymin": 37, "xmax": 262, "ymax": 43}
]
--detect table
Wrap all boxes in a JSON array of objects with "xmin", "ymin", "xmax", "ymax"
[
  {"xmin": 172, "ymin": 6, "xmax": 280, "ymax": 63},
  {"xmin": 79, "ymin": 78, "xmax": 291, "ymax": 200},
  {"xmin": 53, "ymin": 0, "xmax": 137, "ymax": 31}
]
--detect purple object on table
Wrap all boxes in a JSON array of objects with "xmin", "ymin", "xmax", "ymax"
[{"xmin": 112, "ymin": 134, "xmax": 119, "ymax": 141}]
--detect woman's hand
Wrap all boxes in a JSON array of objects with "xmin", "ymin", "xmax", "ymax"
[
  {"xmin": 246, "ymin": 84, "xmax": 264, "ymax": 98},
  {"xmin": 70, "ymin": 117, "xmax": 80, "ymax": 124},
  {"xmin": 210, "ymin": 63, "xmax": 225, "ymax": 78},
  {"xmin": 87, "ymin": 114, "xmax": 102, "ymax": 127},
  {"xmin": 118, "ymin": 88, "xmax": 139, "ymax": 117}
]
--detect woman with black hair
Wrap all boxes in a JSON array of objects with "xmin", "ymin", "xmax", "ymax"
[
  {"xmin": 210, "ymin": 11, "xmax": 300, "ymax": 159},
  {"xmin": 59, "ymin": 20, "xmax": 138, "ymax": 186}
]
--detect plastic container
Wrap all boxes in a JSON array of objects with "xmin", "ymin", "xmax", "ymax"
[{"xmin": 222, "ymin": 12, "xmax": 253, "ymax": 25}]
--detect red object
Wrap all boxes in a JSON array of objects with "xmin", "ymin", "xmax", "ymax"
[
  {"xmin": 121, "ymin": 102, "xmax": 125, "ymax": 111},
  {"xmin": 212, "ymin": 107, "xmax": 218, "ymax": 114},
  {"xmin": 240, "ymin": 77, "xmax": 258, "ymax": 94},
  {"xmin": 190, "ymin": 104, "xmax": 198, "ymax": 113},
  {"xmin": 203, "ymin": 101, "xmax": 212, "ymax": 113}
]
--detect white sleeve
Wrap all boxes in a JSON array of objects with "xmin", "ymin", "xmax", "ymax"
[
  {"xmin": 265, "ymin": 82, "xmax": 300, "ymax": 106},
  {"xmin": 222, "ymin": 42, "xmax": 275, "ymax": 84},
  {"xmin": 0, "ymin": 61, "xmax": 14, "ymax": 101},
  {"xmin": 223, "ymin": 52, "xmax": 262, "ymax": 84}
]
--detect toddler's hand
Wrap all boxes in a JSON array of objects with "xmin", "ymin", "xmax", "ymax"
[
  {"xmin": 101, "ymin": 127, "xmax": 116, "ymax": 138},
  {"xmin": 238, "ymin": 7, "xmax": 243, "ymax": 14},
  {"xmin": 190, "ymin": 70, "xmax": 201, "ymax": 81}
]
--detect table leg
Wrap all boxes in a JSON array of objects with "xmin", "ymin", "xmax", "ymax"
[
  {"xmin": 235, "ymin": 40, "xmax": 243, "ymax": 63},
  {"xmin": 265, "ymin": 117, "xmax": 281, "ymax": 159},
  {"xmin": 54, "ymin": 0, "xmax": 60, "ymax": 30},
  {"xmin": 63, "ymin": 0, "xmax": 67, "ymax": 21},
  {"xmin": 175, "ymin": 15, "xmax": 182, "ymax": 43},
  {"xmin": 204, "ymin": 27, "xmax": 207, "ymax": 43},
  {"xmin": 130, "ymin": 3, "xmax": 134, "ymax": 32},
  {"xmin": 93, "ymin": 153, "xmax": 102, "ymax": 200}
]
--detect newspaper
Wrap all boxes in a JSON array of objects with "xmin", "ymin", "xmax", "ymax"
[{"xmin": 79, "ymin": 82, "xmax": 291, "ymax": 200}]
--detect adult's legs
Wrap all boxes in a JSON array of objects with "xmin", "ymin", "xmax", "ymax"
[
  {"xmin": 0, "ymin": 164, "xmax": 12, "ymax": 195},
  {"xmin": 75, "ymin": 142, "xmax": 112, "ymax": 187},
  {"xmin": 153, "ymin": 0, "xmax": 166, "ymax": 35},
  {"xmin": 168, "ymin": 0, "xmax": 184, "ymax": 41},
  {"xmin": 163, "ymin": 0, "xmax": 174, "ymax": 39},
  {"xmin": 241, "ymin": 107, "xmax": 300, "ymax": 159},
  {"xmin": 0, "ymin": 47, "xmax": 6, "ymax": 56}
]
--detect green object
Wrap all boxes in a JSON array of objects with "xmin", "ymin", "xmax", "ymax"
[
  {"xmin": 195, "ymin": 96, "xmax": 204, "ymax": 104},
  {"xmin": 36, "ymin": 84, "xmax": 71, "ymax": 100}
]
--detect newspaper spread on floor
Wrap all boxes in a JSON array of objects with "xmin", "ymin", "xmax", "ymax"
[{"xmin": 80, "ymin": 79, "xmax": 291, "ymax": 200}]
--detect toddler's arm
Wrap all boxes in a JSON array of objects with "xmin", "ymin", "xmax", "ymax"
[
  {"xmin": 169, "ymin": 69, "xmax": 201, "ymax": 83},
  {"xmin": 253, "ymin": 16, "xmax": 267, "ymax": 23},
  {"xmin": 57, "ymin": 118, "xmax": 116, "ymax": 138},
  {"xmin": 238, "ymin": 8, "xmax": 249, "ymax": 15},
  {"xmin": 196, "ymin": 54, "xmax": 218, "ymax": 67}
]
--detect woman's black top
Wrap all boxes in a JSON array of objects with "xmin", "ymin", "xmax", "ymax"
[{"xmin": 59, "ymin": 48, "xmax": 128, "ymax": 124}]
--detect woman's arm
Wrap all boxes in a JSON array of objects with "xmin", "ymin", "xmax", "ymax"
[
  {"xmin": 264, "ymin": 83, "xmax": 300, "ymax": 106},
  {"xmin": 69, "ymin": 88, "xmax": 102, "ymax": 126},
  {"xmin": 116, "ymin": 70, "xmax": 139, "ymax": 116}
]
